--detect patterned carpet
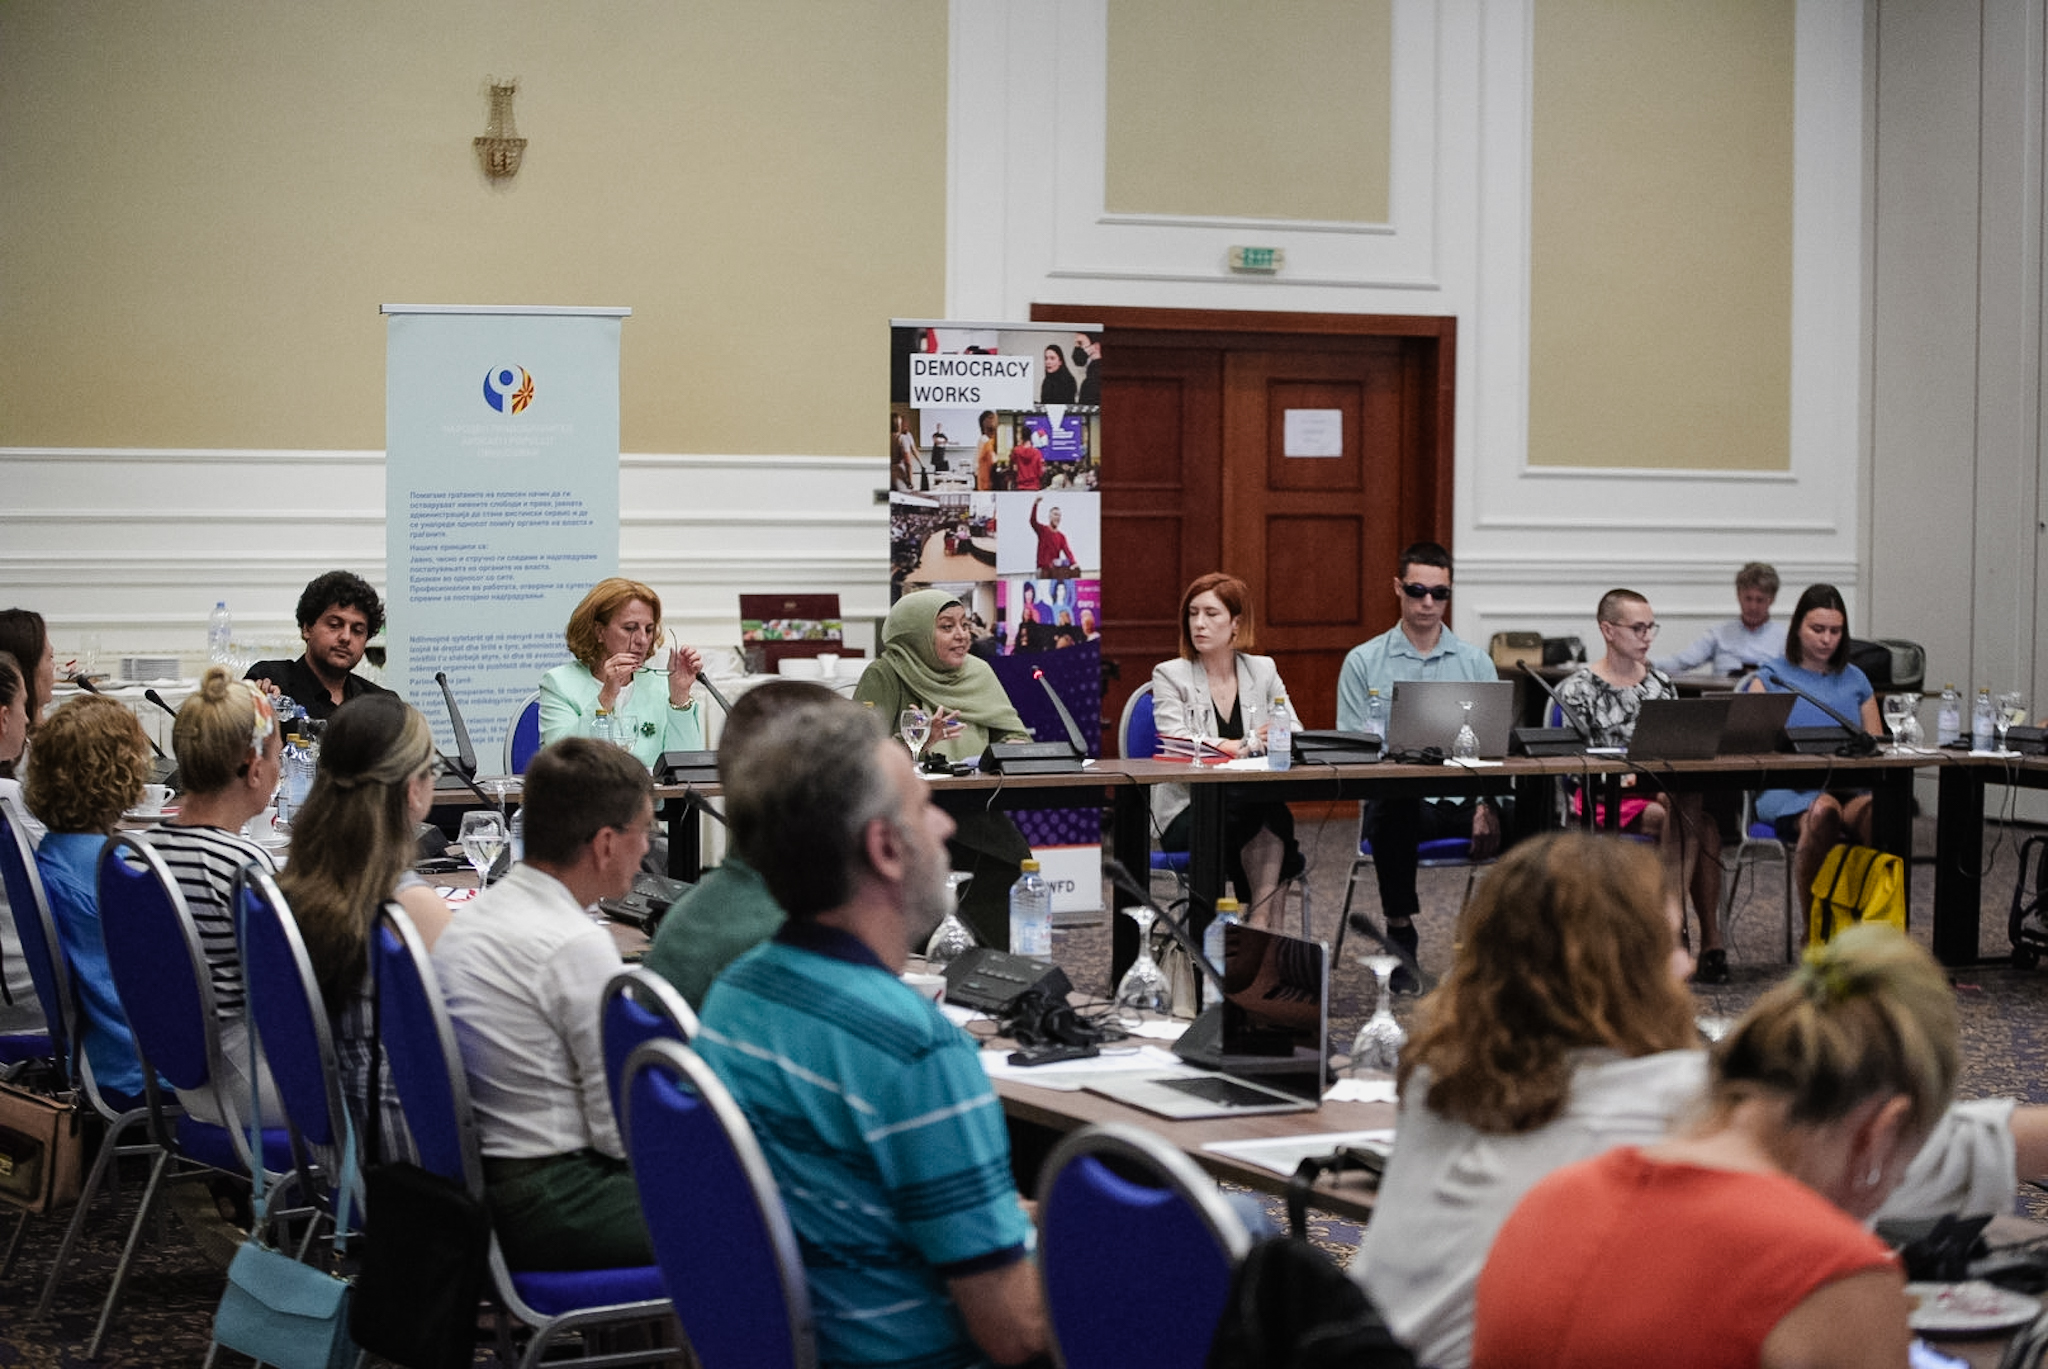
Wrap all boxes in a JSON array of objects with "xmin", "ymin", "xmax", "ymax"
[{"xmin": 5, "ymin": 812, "xmax": 2044, "ymax": 1362}]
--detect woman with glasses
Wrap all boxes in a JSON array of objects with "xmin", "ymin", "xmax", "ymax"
[
  {"xmin": 278, "ymin": 693, "xmax": 451, "ymax": 1152},
  {"xmin": 1554, "ymin": 589, "xmax": 1726, "ymax": 982},
  {"xmin": 541, "ymin": 577, "xmax": 705, "ymax": 771},
  {"xmin": 1746, "ymin": 583, "xmax": 1882, "ymax": 906}
]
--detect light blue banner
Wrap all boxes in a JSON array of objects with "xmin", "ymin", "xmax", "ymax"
[{"xmin": 384, "ymin": 305, "xmax": 626, "ymax": 767}]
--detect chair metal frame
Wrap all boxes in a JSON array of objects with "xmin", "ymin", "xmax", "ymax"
[
  {"xmin": 505, "ymin": 690, "xmax": 544, "ymax": 775},
  {"xmin": 373, "ymin": 907, "xmax": 673, "ymax": 1369},
  {"xmin": 94, "ymin": 831, "xmax": 297, "ymax": 1357},
  {"xmin": 1037, "ymin": 1122, "xmax": 1253, "ymax": 1369},
  {"xmin": 598, "ymin": 967, "xmax": 699, "ymax": 1132},
  {"xmin": 1720, "ymin": 791, "xmax": 1799, "ymax": 963},
  {"xmin": 619, "ymin": 1038, "xmax": 816, "ymax": 1369},
  {"xmin": 0, "ymin": 797, "xmax": 157, "ymax": 1313}
]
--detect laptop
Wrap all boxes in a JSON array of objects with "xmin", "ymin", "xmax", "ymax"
[
  {"xmin": 1719, "ymin": 690, "xmax": 1796, "ymax": 755},
  {"xmin": 1625, "ymin": 696, "xmax": 1731, "ymax": 762},
  {"xmin": 1385, "ymin": 680, "xmax": 1515, "ymax": 759},
  {"xmin": 1085, "ymin": 923, "xmax": 1325, "ymax": 1120}
]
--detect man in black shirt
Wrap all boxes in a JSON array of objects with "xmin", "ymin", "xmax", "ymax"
[{"xmin": 244, "ymin": 570, "xmax": 391, "ymax": 719}]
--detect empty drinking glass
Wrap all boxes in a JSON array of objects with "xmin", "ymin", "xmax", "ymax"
[
  {"xmin": 1115, "ymin": 906, "xmax": 1172, "ymax": 1022},
  {"xmin": 459, "ymin": 810, "xmax": 509, "ymax": 887},
  {"xmin": 924, "ymin": 873, "xmax": 978, "ymax": 971},
  {"xmin": 899, "ymin": 706, "xmax": 931, "ymax": 757},
  {"xmin": 1349, "ymin": 954, "xmax": 1407, "ymax": 1075},
  {"xmin": 1451, "ymin": 700, "xmax": 1479, "ymax": 761},
  {"xmin": 1997, "ymin": 693, "xmax": 2027, "ymax": 752}
]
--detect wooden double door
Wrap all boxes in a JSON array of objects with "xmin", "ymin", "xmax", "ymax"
[{"xmin": 1033, "ymin": 306, "xmax": 1456, "ymax": 737}]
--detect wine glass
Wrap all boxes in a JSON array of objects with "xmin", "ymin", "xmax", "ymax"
[
  {"xmin": 898, "ymin": 706, "xmax": 931, "ymax": 757},
  {"xmin": 459, "ymin": 810, "xmax": 509, "ymax": 887},
  {"xmin": 924, "ymin": 873, "xmax": 977, "ymax": 971},
  {"xmin": 1349, "ymin": 954, "xmax": 1406, "ymax": 1075},
  {"xmin": 1882, "ymin": 693, "xmax": 1916, "ymax": 753},
  {"xmin": 1115, "ymin": 906, "xmax": 1172, "ymax": 1022},
  {"xmin": 1451, "ymin": 700, "xmax": 1479, "ymax": 761},
  {"xmin": 1997, "ymin": 692, "xmax": 2027, "ymax": 752}
]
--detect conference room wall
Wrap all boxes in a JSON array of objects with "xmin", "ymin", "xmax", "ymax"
[{"xmin": 950, "ymin": 0, "xmax": 1866, "ymax": 669}]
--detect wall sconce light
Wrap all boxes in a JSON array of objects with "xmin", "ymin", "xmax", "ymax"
[{"xmin": 475, "ymin": 79, "xmax": 527, "ymax": 180}]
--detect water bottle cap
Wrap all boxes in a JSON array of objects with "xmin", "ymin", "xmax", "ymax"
[
  {"xmin": 1215, "ymin": 895, "xmax": 1240, "ymax": 912},
  {"xmin": 1020, "ymin": 859, "xmax": 1040, "ymax": 872}
]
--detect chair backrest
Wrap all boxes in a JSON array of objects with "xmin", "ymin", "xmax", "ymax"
[
  {"xmin": 95, "ymin": 834, "xmax": 220, "ymax": 1098},
  {"xmin": 1038, "ymin": 1122, "xmax": 1252, "ymax": 1369},
  {"xmin": 505, "ymin": 692, "xmax": 543, "ymax": 775},
  {"xmin": 0, "ymin": 795, "xmax": 74, "ymax": 1082},
  {"xmin": 600, "ymin": 968, "xmax": 699, "ymax": 1129},
  {"xmin": 621, "ymin": 1038, "xmax": 815, "ymax": 1369},
  {"xmin": 372, "ymin": 908, "xmax": 483, "ymax": 1194},
  {"xmin": 1118, "ymin": 682, "xmax": 1159, "ymax": 761},
  {"xmin": 234, "ymin": 866, "xmax": 351, "ymax": 1151}
]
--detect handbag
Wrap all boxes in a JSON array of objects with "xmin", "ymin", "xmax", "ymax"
[
  {"xmin": 1488, "ymin": 631, "xmax": 1543, "ymax": 673},
  {"xmin": 0, "ymin": 1074, "xmax": 84, "ymax": 1213},
  {"xmin": 346, "ymin": 961, "xmax": 494, "ymax": 1369},
  {"xmin": 213, "ymin": 898, "xmax": 360, "ymax": 1369},
  {"xmin": 1807, "ymin": 844, "xmax": 1907, "ymax": 944}
]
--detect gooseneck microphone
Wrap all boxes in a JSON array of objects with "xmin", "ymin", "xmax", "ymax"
[
  {"xmin": 143, "ymin": 688, "xmax": 180, "ymax": 719},
  {"xmin": 1031, "ymin": 667, "xmax": 1089, "ymax": 753},
  {"xmin": 1518, "ymin": 661, "xmax": 1595, "ymax": 743},
  {"xmin": 1758, "ymin": 667, "xmax": 1878, "ymax": 757},
  {"xmin": 1101, "ymin": 857, "xmax": 1227, "ymax": 1000}
]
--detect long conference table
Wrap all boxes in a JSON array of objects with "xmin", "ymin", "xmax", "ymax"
[{"xmin": 564, "ymin": 746, "xmax": 2041, "ymax": 968}]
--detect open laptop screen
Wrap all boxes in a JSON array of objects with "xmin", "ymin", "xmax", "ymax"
[{"xmin": 1219, "ymin": 922, "xmax": 1328, "ymax": 1091}]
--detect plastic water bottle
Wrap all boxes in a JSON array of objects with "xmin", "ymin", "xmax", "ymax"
[
  {"xmin": 509, "ymin": 807, "xmax": 525, "ymax": 864},
  {"xmin": 1361, "ymin": 688, "xmax": 1387, "ymax": 743},
  {"xmin": 1008, "ymin": 859, "xmax": 1052, "ymax": 959},
  {"xmin": 1267, "ymin": 695, "xmax": 1293, "ymax": 771},
  {"xmin": 1202, "ymin": 895, "xmax": 1242, "ymax": 1009},
  {"xmin": 592, "ymin": 709, "xmax": 618, "ymax": 749},
  {"xmin": 1937, "ymin": 684, "xmax": 1961, "ymax": 747},
  {"xmin": 277, "ymin": 733, "xmax": 317, "ymax": 827},
  {"xmin": 206, "ymin": 601, "xmax": 232, "ymax": 663},
  {"xmin": 1973, "ymin": 688, "xmax": 1996, "ymax": 752}
]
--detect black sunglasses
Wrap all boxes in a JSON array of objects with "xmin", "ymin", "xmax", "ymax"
[{"xmin": 1399, "ymin": 582, "xmax": 1452, "ymax": 603}]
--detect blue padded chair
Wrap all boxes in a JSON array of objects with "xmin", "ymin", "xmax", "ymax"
[
  {"xmin": 505, "ymin": 691, "xmax": 544, "ymax": 775},
  {"xmin": 233, "ymin": 866, "xmax": 358, "ymax": 1225},
  {"xmin": 599, "ymin": 967, "xmax": 698, "ymax": 1133},
  {"xmin": 93, "ymin": 833, "xmax": 295, "ymax": 1356},
  {"xmin": 373, "ymin": 908, "xmax": 672, "ymax": 1369},
  {"xmin": 621, "ymin": 1038, "xmax": 816, "ymax": 1369},
  {"xmin": 0, "ymin": 798, "xmax": 157, "ymax": 1309},
  {"xmin": 1117, "ymin": 683, "xmax": 1192, "ymax": 878},
  {"xmin": 1038, "ymin": 1122, "xmax": 1253, "ymax": 1369}
]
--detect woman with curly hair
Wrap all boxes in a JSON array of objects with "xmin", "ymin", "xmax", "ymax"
[
  {"xmin": 23, "ymin": 693, "xmax": 155, "ymax": 1097},
  {"xmin": 540, "ymin": 577, "xmax": 705, "ymax": 770},
  {"xmin": 277, "ymin": 693, "xmax": 450, "ymax": 1149},
  {"xmin": 1351, "ymin": 831, "xmax": 2045, "ymax": 1369}
]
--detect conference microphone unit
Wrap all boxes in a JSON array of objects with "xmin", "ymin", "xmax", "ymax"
[
  {"xmin": 1758, "ymin": 668, "xmax": 1879, "ymax": 757},
  {"xmin": 1512, "ymin": 661, "xmax": 1595, "ymax": 756},
  {"xmin": 982, "ymin": 669, "xmax": 1086, "ymax": 774},
  {"xmin": 115, "ymin": 680, "xmax": 179, "ymax": 787},
  {"xmin": 1100, "ymin": 857, "xmax": 1227, "ymax": 1001},
  {"xmin": 433, "ymin": 671, "xmax": 480, "ymax": 778}
]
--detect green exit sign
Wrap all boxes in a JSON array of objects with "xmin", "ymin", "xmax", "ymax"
[{"xmin": 1228, "ymin": 245, "xmax": 1284, "ymax": 273}]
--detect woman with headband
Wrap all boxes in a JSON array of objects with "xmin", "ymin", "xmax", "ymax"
[{"xmin": 540, "ymin": 578, "xmax": 705, "ymax": 770}]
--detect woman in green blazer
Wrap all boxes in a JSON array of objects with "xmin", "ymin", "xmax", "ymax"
[{"xmin": 540, "ymin": 578, "xmax": 705, "ymax": 769}]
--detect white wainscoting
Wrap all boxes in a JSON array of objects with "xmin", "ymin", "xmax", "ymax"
[{"xmin": 0, "ymin": 447, "xmax": 893, "ymax": 672}]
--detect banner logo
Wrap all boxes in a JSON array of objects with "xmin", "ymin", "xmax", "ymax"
[{"xmin": 483, "ymin": 365, "xmax": 535, "ymax": 414}]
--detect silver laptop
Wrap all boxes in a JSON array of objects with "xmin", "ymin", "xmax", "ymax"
[
  {"xmin": 1086, "ymin": 923, "xmax": 1325, "ymax": 1120},
  {"xmin": 1385, "ymin": 680, "xmax": 1515, "ymax": 759}
]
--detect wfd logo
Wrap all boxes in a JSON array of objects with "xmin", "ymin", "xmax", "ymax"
[{"xmin": 483, "ymin": 365, "xmax": 535, "ymax": 414}]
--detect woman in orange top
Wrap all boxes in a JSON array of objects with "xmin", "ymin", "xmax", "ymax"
[{"xmin": 1472, "ymin": 923, "xmax": 1951, "ymax": 1369}]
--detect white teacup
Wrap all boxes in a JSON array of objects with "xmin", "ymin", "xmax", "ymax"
[
  {"xmin": 138, "ymin": 783, "xmax": 172, "ymax": 814},
  {"xmin": 901, "ymin": 972, "xmax": 947, "ymax": 1006},
  {"xmin": 816, "ymin": 652, "xmax": 841, "ymax": 679}
]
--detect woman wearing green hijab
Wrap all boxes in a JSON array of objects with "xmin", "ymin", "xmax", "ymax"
[{"xmin": 855, "ymin": 590, "xmax": 1033, "ymax": 947}]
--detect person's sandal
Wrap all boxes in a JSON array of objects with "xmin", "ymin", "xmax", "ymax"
[{"xmin": 1692, "ymin": 947, "xmax": 1730, "ymax": 986}]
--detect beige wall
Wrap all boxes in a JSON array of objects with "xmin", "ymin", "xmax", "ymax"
[
  {"xmin": 0, "ymin": 1, "xmax": 946, "ymax": 456},
  {"xmin": 1104, "ymin": 0, "xmax": 1390, "ymax": 223},
  {"xmin": 1528, "ymin": 0, "xmax": 1794, "ymax": 470}
]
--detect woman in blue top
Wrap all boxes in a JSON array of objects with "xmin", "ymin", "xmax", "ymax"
[
  {"xmin": 1747, "ymin": 584, "xmax": 1882, "ymax": 905},
  {"xmin": 540, "ymin": 577, "xmax": 706, "ymax": 770}
]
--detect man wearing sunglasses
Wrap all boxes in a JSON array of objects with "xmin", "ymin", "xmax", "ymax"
[{"xmin": 1336, "ymin": 542, "xmax": 1500, "ymax": 992}]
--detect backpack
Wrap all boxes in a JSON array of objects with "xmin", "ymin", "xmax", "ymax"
[{"xmin": 1205, "ymin": 1236, "xmax": 1415, "ymax": 1369}]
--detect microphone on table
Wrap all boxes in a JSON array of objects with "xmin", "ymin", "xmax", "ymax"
[
  {"xmin": 1101, "ymin": 858, "xmax": 1228, "ymax": 1002},
  {"xmin": 1517, "ymin": 661, "xmax": 1595, "ymax": 744},
  {"xmin": 695, "ymin": 674, "xmax": 734, "ymax": 715},
  {"xmin": 143, "ymin": 688, "xmax": 180, "ymax": 719},
  {"xmin": 1758, "ymin": 668, "xmax": 1879, "ymax": 757},
  {"xmin": 1031, "ymin": 668, "xmax": 1089, "ymax": 755},
  {"xmin": 76, "ymin": 674, "xmax": 173, "ymax": 765}
]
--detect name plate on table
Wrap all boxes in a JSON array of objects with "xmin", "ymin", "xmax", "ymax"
[{"xmin": 980, "ymin": 740, "xmax": 1084, "ymax": 775}]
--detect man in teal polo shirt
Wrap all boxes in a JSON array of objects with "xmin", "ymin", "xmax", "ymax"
[
  {"xmin": 1336, "ymin": 541, "xmax": 1499, "ymax": 992},
  {"xmin": 696, "ymin": 697, "xmax": 1046, "ymax": 1369}
]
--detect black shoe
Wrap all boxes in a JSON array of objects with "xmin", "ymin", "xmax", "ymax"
[
  {"xmin": 1387, "ymin": 921, "xmax": 1421, "ymax": 995},
  {"xmin": 1278, "ymin": 844, "xmax": 1306, "ymax": 884},
  {"xmin": 1692, "ymin": 948, "xmax": 1730, "ymax": 986}
]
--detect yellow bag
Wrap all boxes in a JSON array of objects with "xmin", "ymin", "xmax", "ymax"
[{"xmin": 1807, "ymin": 845, "xmax": 1906, "ymax": 944}]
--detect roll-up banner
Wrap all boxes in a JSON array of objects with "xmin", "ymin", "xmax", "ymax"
[
  {"xmin": 889, "ymin": 320, "xmax": 1104, "ymax": 913},
  {"xmin": 384, "ymin": 304, "xmax": 626, "ymax": 765}
]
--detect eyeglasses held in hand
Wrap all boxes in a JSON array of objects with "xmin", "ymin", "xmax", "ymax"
[{"xmin": 1399, "ymin": 582, "xmax": 1452, "ymax": 603}]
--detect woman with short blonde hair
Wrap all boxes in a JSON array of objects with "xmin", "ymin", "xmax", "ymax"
[{"xmin": 541, "ymin": 577, "xmax": 705, "ymax": 769}]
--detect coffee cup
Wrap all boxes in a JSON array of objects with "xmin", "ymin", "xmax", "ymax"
[
  {"xmin": 138, "ymin": 784, "xmax": 172, "ymax": 814},
  {"xmin": 901, "ymin": 972, "xmax": 947, "ymax": 1006}
]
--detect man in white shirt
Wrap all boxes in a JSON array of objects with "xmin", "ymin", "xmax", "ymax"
[
  {"xmin": 432, "ymin": 737, "xmax": 654, "ymax": 1269},
  {"xmin": 1653, "ymin": 561, "xmax": 1779, "ymax": 676}
]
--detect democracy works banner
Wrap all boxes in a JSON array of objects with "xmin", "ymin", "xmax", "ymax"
[
  {"xmin": 384, "ymin": 305, "xmax": 627, "ymax": 764},
  {"xmin": 888, "ymin": 319, "xmax": 1104, "ymax": 912}
]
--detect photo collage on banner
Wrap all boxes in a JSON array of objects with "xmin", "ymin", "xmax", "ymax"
[{"xmin": 888, "ymin": 321, "xmax": 1104, "ymax": 911}]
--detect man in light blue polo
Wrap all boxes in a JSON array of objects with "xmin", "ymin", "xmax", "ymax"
[
  {"xmin": 696, "ymin": 697, "xmax": 1046, "ymax": 1369},
  {"xmin": 1336, "ymin": 541, "xmax": 1498, "ymax": 991},
  {"xmin": 1653, "ymin": 560, "xmax": 1780, "ymax": 677}
]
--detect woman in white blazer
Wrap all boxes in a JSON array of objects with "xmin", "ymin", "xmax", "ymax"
[{"xmin": 1148, "ymin": 572, "xmax": 1303, "ymax": 926}]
